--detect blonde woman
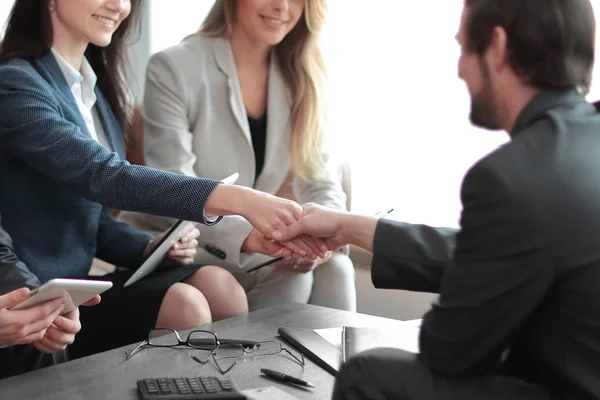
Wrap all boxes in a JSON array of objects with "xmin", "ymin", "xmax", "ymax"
[{"xmin": 120, "ymin": 0, "xmax": 356, "ymax": 311}]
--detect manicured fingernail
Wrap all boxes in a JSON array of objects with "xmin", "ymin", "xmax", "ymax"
[
  {"xmin": 321, "ymin": 246, "xmax": 327, "ymax": 252},
  {"xmin": 273, "ymin": 231, "xmax": 282, "ymax": 239},
  {"xmin": 299, "ymin": 250, "xmax": 307, "ymax": 256}
]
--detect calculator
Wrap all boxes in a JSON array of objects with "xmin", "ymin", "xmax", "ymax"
[{"xmin": 137, "ymin": 376, "xmax": 246, "ymax": 399}]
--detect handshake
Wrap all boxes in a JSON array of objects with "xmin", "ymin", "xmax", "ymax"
[{"xmin": 234, "ymin": 189, "xmax": 378, "ymax": 266}]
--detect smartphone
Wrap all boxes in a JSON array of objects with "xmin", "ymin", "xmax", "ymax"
[{"xmin": 10, "ymin": 278, "xmax": 113, "ymax": 315}]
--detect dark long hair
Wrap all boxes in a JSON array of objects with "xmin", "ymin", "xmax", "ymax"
[{"xmin": 0, "ymin": 0, "xmax": 143, "ymax": 143}]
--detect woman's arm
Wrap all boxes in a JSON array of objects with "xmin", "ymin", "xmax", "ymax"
[{"xmin": 0, "ymin": 64, "xmax": 319, "ymax": 257}]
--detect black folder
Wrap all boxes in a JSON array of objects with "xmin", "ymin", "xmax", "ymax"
[{"xmin": 278, "ymin": 327, "xmax": 342, "ymax": 376}]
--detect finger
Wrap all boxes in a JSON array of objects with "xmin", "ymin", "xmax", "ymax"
[
  {"xmin": 186, "ymin": 228, "xmax": 200, "ymax": 240},
  {"xmin": 33, "ymin": 339, "xmax": 58, "ymax": 354},
  {"xmin": 288, "ymin": 202, "xmax": 304, "ymax": 221},
  {"xmin": 45, "ymin": 325, "xmax": 76, "ymax": 346},
  {"xmin": 273, "ymin": 220, "xmax": 309, "ymax": 242},
  {"xmin": 34, "ymin": 335, "xmax": 66, "ymax": 353},
  {"xmin": 279, "ymin": 247, "xmax": 293, "ymax": 259},
  {"xmin": 82, "ymin": 295, "xmax": 101, "ymax": 307},
  {"xmin": 267, "ymin": 241, "xmax": 284, "ymax": 255},
  {"xmin": 15, "ymin": 297, "xmax": 64, "ymax": 326},
  {"xmin": 298, "ymin": 234, "xmax": 322, "ymax": 259},
  {"xmin": 54, "ymin": 313, "xmax": 81, "ymax": 335},
  {"xmin": 176, "ymin": 239, "xmax": 198, "ymax": 250},
  {"xmin": 168, "ymin": 248, "xmax": 197, "ymax": 258},
  {"xmin": 0, "ymin": 287, "xmax": 30, "ymax": 309},
  {"xmin": 279, "ymin": 239, "xmax": 308, "ymax": 258},
  {"xmin": 12, "ymin": 329, "xmax": 47, "ymax": 345},
  {"xmin": 18, "ymin": 304, "xmax": 65, "ymax": 337}
]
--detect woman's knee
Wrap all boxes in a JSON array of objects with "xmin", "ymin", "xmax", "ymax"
[
  {"xmin": 186, "ymin": 266, "xmax": 248, "ymax": 318},
  {"xmin": 157, "ymin": 283, "xmax": 212, "ymax": 330}
]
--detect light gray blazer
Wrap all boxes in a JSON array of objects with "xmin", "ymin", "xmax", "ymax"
[{"xmin": 120, "ymin": 35, "xmax": 346, "ymax": 269}]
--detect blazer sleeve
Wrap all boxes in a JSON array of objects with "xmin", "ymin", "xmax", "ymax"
[
  {"xmin": 371, "ymin": 219, "xmax": 458, "ymax": 293},
  {"xmin": 0, "ymin": 64, "xmax": 221, "ymax": 225},
  {"xmin": 95, "ymin": 208, "xmax": 154, "ymax": 269},
  {"xmin": 415, "ymin": 162, "xmax": 553, "ymax": 378},
  {"xmin": 292, "ymin": 159, "xmax": 347, "ymax": 211},
  {"xmin": 139, "ymin": 50, "xmax": 255, "ymax": 269},
  {"xmin": 0, "ymin": 216, "xmax": 41, "ymax": 294}
]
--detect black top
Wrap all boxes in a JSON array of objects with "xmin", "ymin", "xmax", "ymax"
[
  {"xmin": 371, "ymin": 91, "xmax": 600, "ymax": 399},
  {"xmin": 248, "ymin": 110, "xmax": 267, "ymax": 181}
]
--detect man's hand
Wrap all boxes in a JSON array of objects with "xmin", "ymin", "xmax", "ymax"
[
  {"xmin": 32, "ymin": 295, "xmax": 101, "ymax": 354},
  {"xmin": 32, "ymin": 308, "xmax": 81, "ymax": 354},
  {"xmin": 272, "ymin": 252, "xmax": 332, "ymax": 273},
  {"xmin": 273, "ymin": 203, "xmax": 350, "ymax": 251},
  {"xmin": 144, "ymin": 226, "xmax": 201, "ymax": 267},
  {"xmin": 242, "ymin": 229, "xmax": 322, "ymax": 261},
  {"xmin": 0, "ymin": 288, "xmax": 64, "ymax": 347}
]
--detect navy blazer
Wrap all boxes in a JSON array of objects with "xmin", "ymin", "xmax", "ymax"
[{"xmin": 0, "ymin": 51, "xmax": 221, "ymax": 283}]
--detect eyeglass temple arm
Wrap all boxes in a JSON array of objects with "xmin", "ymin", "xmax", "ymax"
[
  {"xmin": 125, "ymin": 340, "xmax": 149, "ymax": 359},
  {"xmin": 282, "ymin": 348, "xmax": 305, "ymax": 366}
]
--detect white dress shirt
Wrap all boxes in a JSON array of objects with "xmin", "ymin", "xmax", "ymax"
[{"xmin": 51, "ymin": 48, "xmax": 111, "ymax": 150}]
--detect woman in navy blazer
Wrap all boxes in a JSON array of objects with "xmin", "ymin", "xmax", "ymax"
[{"xmin": 0, "ymin": 0, "xmax": 325, "ymax": 359}]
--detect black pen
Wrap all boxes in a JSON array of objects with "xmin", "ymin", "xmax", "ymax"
[
  {"xmin": 260, "ymin": 368, "xmax": 315, "ymax": 388},
  {"xmin": 245, "ymin": 256, "xmax": 284, "ymax": 273}
]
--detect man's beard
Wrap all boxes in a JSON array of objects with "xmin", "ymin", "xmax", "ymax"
[{"xmin": 469, "ymin": 62, "xmax": 502, "ymax": 130}]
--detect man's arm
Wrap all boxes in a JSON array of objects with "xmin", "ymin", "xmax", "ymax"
[
  {"xmin": 0, "ymin": 217, "xmax": 40, "ymax": 293},
  {"xmin": 418, "ymin": 162, "xmax": 553, "ymax": 378},
  {"xmin": 371, "ymin": 220, "xmax": 457, "ymax": 293}
]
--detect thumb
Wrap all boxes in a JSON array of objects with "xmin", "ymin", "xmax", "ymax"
[
  {"xmin": 0, "ymin": 287, "xmax": 31, "ymax": 310},
  {"xmin": 273, "ymin": 220, "xmax": 306, "ymax": 242}
]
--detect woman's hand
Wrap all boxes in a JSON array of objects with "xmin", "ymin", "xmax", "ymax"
[
  {"xmin": 242, "ymin": 228, "xmax": 324, "ymax": 261},
  {"xmin": 206, "ymin": 185, "xmax": 328, "ymax": 259},
  {"xmin": 144, "ymin": 225, "xmax": 201, "ymax": 267}
]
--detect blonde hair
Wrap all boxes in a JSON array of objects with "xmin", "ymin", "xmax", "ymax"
[{"xmin": 200, "ymin": 0, "xmax": 328, "ymax": 181}]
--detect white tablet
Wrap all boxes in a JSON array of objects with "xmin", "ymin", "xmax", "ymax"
[
  {"xmin": 11, "ymin": 278, "xmax": 112, "ymax": 315},
  {"xmin": 123, "ymin": 220, "xmax": 196, "ymax": 287},
  {"xmin": 123, "ymin": 172, "xmax": 239, "ymax": 288}
]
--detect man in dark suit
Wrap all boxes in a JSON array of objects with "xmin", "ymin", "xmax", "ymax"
[
  {"xmin": 0, "ymin": 215, "xmax": 98, "ymax": 379},
  {"xmin": 274, "ymin": 0, "xmax": 600, "ymax": 398}
]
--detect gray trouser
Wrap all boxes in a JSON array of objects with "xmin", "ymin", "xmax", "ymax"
[
  {"xmin": 333, "ymin": 348, "xmax": 551, "ymax": 400},
  {"xmin": 234, "ymin": 252, "xmax": 357, "ymax": 312}
]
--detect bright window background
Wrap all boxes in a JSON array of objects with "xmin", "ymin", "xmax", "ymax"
[{"xmin": 2, "ymin": 1, "xmax": 600, "ymax": 228}]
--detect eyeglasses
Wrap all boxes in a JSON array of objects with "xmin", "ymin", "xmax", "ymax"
[
  {"xmin": 126, "ymin": 328, "xmax": 220, "ymax": 363},
  {"xmin": 191, "ymin": 340, "xmax": 304, "ymax": 374}
]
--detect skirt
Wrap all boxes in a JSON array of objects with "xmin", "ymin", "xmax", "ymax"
[{"xmin": 68, "ymin": 264, "xmax": 204, "ymax": 359}]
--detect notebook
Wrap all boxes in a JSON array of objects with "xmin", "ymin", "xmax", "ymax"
[
  {"xmin": 278, "ymin": 320, "xmax": 421, "ymax": 375},
  {"xmin": 278, "ymin": 327, "xmax": 342, "ymax": 376},
  {"xmin": 341, "ymin": 321, "xmax": 421, "ymax": 362}
]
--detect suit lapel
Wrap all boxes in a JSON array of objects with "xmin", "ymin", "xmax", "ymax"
[
  {"xmin": 36, "ymin": 52, "xmax": 91, "ymax": 138},
  {"xmin": 94, "ymin": 89, "xmax": 123, "ymax": 156},
  {"xmin": 211, "ymin": 38, "xmax": 252, "ymax": 145}
]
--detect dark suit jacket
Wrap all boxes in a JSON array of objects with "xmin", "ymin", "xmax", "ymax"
[
  {"xmin": 0, "ymin": 215, "xmax": 39, "ymax": 294},
  {"xmin": 0, "ymin": 216, "xmax": 67, "ymax": 379},
  {"xmin": 371, "ymin": 90, "xmax": 600, "ymax": 400},
  {"xmin": 0, "ymin": 51, "xmax": 221, "ymax": 282}
]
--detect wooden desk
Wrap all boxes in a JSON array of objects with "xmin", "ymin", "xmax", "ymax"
[{"xmin": 0, "ymin": 304, "xmax": 406, "ymax": 400}]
